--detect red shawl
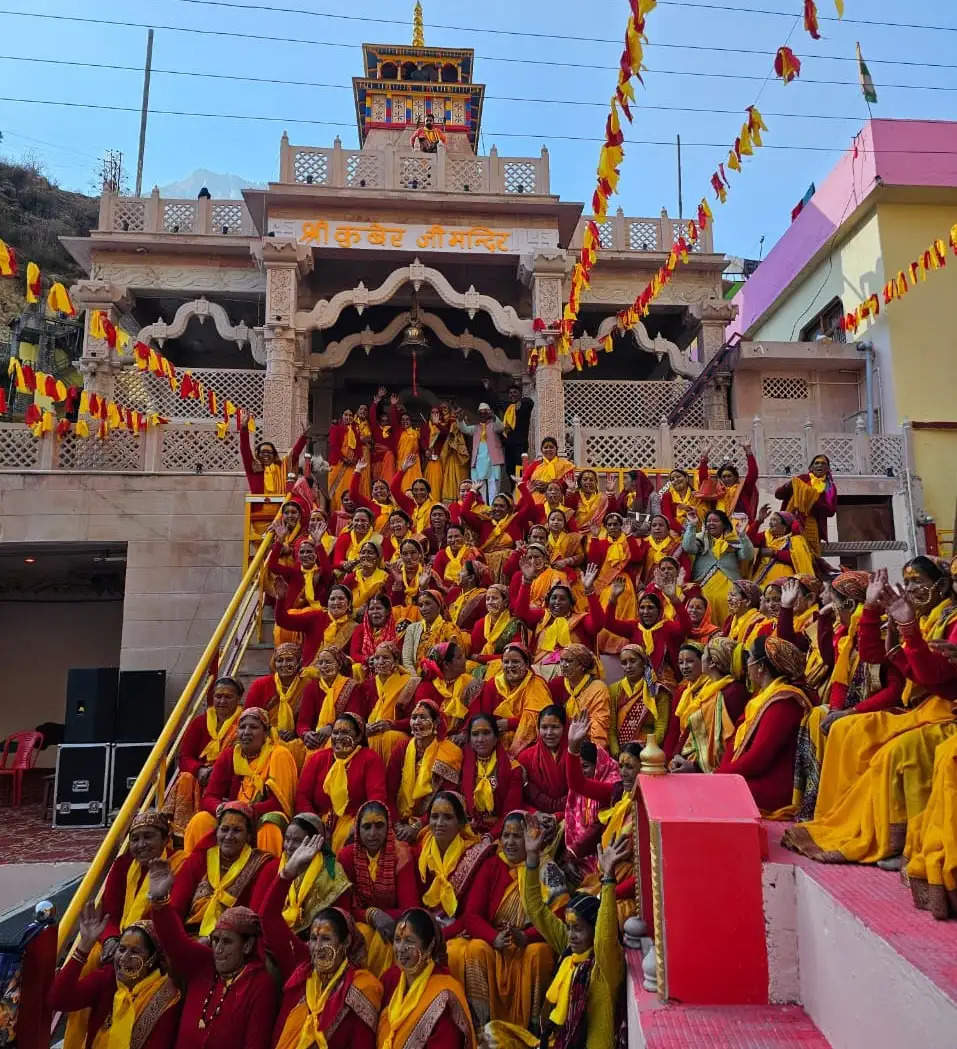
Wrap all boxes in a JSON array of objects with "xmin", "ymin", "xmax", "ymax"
[
  {"xmin": 516, "ymin": 735, "xmax": 567, "ymax": 811},
  {"xmin": 460, "ymin": 740, "xmax": 521, "ymax": 829}
]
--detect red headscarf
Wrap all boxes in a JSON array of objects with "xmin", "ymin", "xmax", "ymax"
[
  {"xmin": 352, "ymin": 800, "xmax": 401, "ymax": 911},
  {"xmin": 519, "ymin": 714, "xmax": 567, "ymax": 800}
]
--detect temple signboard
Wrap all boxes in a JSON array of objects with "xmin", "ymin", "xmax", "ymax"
[{"xmin": 267, "ymin": 218, "xmax": 559, "ymax": 255}]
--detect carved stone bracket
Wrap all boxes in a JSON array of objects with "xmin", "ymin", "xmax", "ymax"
[
  {"xmin": 296, "ymin": 261, "xmax": 533, "ymax": 340},
  {"xmin": 316, "ymin": 311, "xmax": 522, "ymax": 375},
  {"xmin": 251, "ymin": 237, "xmax": 315, "ymax": 275},
  {"xmin": 581, "ymin": 315, "xmax": 702, "ymax": 380},
  {"xmin": 136, "ymin": 297, "xmax": 256, "ymax": 351}
]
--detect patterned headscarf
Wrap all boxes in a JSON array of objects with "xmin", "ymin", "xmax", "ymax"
[
  {"xmin": 239, "ymin": 706, "xmax": 270, "ymax": 730},
  {"xmin": 764, "ymin": 636, "xmax": 807, "ymax": 680},
  {"xmin": 733, "ymin": 580, "xmax": 762, "ymax": 608},
  {"xmin": 831, "ymin": 571, "xmax": 869, "ymax": 605},
  {"xmin": 795, "ymin": 575, "xmax": 824, "ymax": 600},
  {"xmin": 560, "ymin": 643, "xmax": 596, "ymax": 671},
  {"xmin": 130, "ymin": 810, "xmax": 171, "ymax": 836},
  {"xmin": 216, "ymin": 799, "xmax": 257, "ymax": 831},
  {"xmin": 215, "ymin": 905, "xmax": 262, "ymax": 937},
  {"xmin": 705, "ymin": 635, "xmax": 743, "ymax": 680}
]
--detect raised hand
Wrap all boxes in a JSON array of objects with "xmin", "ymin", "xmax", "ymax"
[
  {"xmin": 581, "ymin": 562, "xmax": 600, "ymax": 592},
  {"xmin": 147, "ymin": 859, "xmax": 175, "ymax": 902},
  {"xmin": 354, "ymin": 458, "xmax": 368, "ymax": 473},
  {"xmin": 685, "ymin": 509, "xmax": 699, "ymax": 527},
  {"xmin": 417, "ymin": 568, "xmax": 432, "ymax": 588},
  {"xmin": 567, "ymin": 713, "xmax": 591, "ymax": 753},
  {"xmin": 283, "ymin": 833, "xmax": 324, "ymax": 881},
  {"xmin": 865, "ymin": 568, "xmax": 888, "ymax": 608},
  {"xmin": 390, "ymin": 393, "xmax": 400, "ymax": 406},
  {"xmin": 597, "ymin": 835, "xmax": 632, "ymax": 878},
  {"xmin": 310, "ymin": 519, "xmax": 328, "ymax": 541},
  {"xmin": 757, "ymin": 503, "xmax": 771, "ymax": 524},
  {"xmin": 524, "ymin": 815, "xmax": 545, "ymax": 861},
  {"xmin": 610, "ymin": 576, "xmax": 626, "ymax": 600},
  {"xmin": 886, "ymin": 584, "xmax": 917, "ymax": 626},
  {"xmin": 376, "ymin": 386, "xmax": 387, "ymax": 400},
  {"xmin": 589, "ymin": 521, "xmax": 601, "ymax": 539},
  {"xmin": 605, "ymin": 473, "xmax": 618, "ymax": 493},
  {"xmin": 77, "ymin": 901, "xmax": 109, "ymax": 953},
  {"xmin": 780, "ymin": 578, "xmax": 801, "ymax": 609},
  {"xmin": 267, "ymin": 520, "xmax": 288, "ymax": 540},
  {"xmin": 520, "ymin": 555, "xmax": 538, "ymax": 584},
  {"xmin": 401, "ymin": 454, "xmax": 418, "ymax": 471}
]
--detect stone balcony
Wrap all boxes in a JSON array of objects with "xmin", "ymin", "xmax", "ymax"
[
  {"xmin": 570, "ymin": 208, "xmax": 716, "ymax": 256},
  {"xmin": 96, "ymin": 190, "xmax": 257, "ymax": 238}
]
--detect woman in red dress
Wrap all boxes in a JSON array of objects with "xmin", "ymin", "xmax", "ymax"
[
  {"xmin": 460, "ymin": 714, "xmax": 524, "ymax": 839},
  {"xmin": 349, "ymin": 592, "xmax": 399, "ymax": 679},
  {"xmin": 516, "ymin": 705, "xmax": 568, "ymax": 814}
]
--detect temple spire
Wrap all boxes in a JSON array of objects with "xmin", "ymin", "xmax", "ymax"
[{"xmin": 412, "ymin": 2, "xmax": 425, "ymax": 47}]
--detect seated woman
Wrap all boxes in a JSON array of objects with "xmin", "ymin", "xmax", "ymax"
[
  {"xmin": 415, "ymin": 641, "xmax": 480, "ymax": 737},
  {"xmin": 295, "ymin": 712, "xmax": 387, "ymax": 850},
  {"xmin": 357, "ymin": 641, "xmax": 420, "ymax": 763},
  {"xmin": 469, "ymin": 584, "xmax": 527, "ymax": 678},
  {"xmin": 381, "ymin": 508, "xmax": 413, "ymax": 565},
  {"xmin": 172, "ymin": 801, "xmax": 278, "ymax": 935},
  {"xmin": 458, "ymin": 484, "xmax": 536, "ymax": 581},
  {"xmin": 446, "ymin": 557, "xmax": 491, "ymax": 634},
  {"xmin": 277, "ymin": 812, "xmax": 351, "ymax": 935},
  {"xmin": 516, "ymin": 705, "xmax": 568, "ymax": 815},
  {"xmin": 749, "ymin": 506, "xmax": 815, "ymax": 586},
  {"xmin": 168, "ymin": 677, "xmax": 243, "ymax": 842},
  {"xmin": 546, "ymin": 644, "xmax": 611, "ymax": 748},
  {"xmin": 379, "ymin": 907, "xmax": 476, "ymax": 1049},
  {"xmin": 455, "ymin": 812, "xmax": 557, "ymax": 1028},
  {"xmin": 244, "ymin": 643, "xmax": 319, "ymax": 769},
  {"xmin": 339, "ymin": 801, "xmax": 421, "ymax": 977},
  {"xmin": 296, "ymin": 646, "xmax": 359, "ymax": 752},
  {"xmin": 50, "ymin": 908, "xmax": 181, "ymax": 1049},
  {"xmin": 608, "ymin": 643, "xmax": 672, "ymax": 755},
  {"xmin": 586, "ymin": 511, "xmax": 647, "ymax": 654},
  {"xmin": 685, "ymin": 587, "xmax": 719, "ymax": 645},
  {"xmin": 775, "ymin": 453, "xmax": 837, "ymax": 556},
  {"xmin": 563, "ymin": 740, "xmax": 620, "ymax": 870},
  {"xmin": 564, "ymin": 469, "xmax": 611, "ymax": 533},
  {"xmin": 185, "ymin": 707, "xmax": 297, "ymax": 856},
  {"xmin": 565, "ymin": 715, "xmax": 641, "ymax": 924},
  {"xmin": 723, "ymin": 579, "xmax": 771, "ymax": 646},
  {"xmin": 433, "ymin": 522, "xmax": 485, "ymax": 589},
  {"xmin": 615, "ymin": 468, "xmax": 654, "ymax": 519},
  {"xmin": 543, "ymin": 509, "xmax": 585, "ymax": 575},
  {"xmin": 500, "ymin": 526, "xmax": 549, "ymax": 584},
  {"xmin": 276, "ymin": 581, "xmax": 357, "ymax": 668},
  {"xmin": 670, "ymin": 636, "xmax": 746, "ymax": 774},
  {"xmin": 507, "ymin": 543, "xmax": 568, "ymax": 611},
  {"xmin": 350, "ymin": 592, "xmax": 400, "ymax": 679},
  {"xmin": 388, "ymin": 699, "xmax": 463, "ymax": 841},
  {"xmin": 521, "ymin": 436, "xmax": 576, "ymax": 505},
  {"xmin": 387, "ymin": 538, "xmax": 444, "ymax": 623},
  {"xmin": 415, "ymin": 792, "xmax": 496, "ymax": 1023},
  {"xmin": 461, "ymin": 714, "xmax": 525, "ymax": 839},
  {"xmin": 401, "ymin": 590, "xmax": 465, "ymax": 675},
  {"xmin": 482, "ymin": 818, "xmax": 625, "ymax": 1049},
  {"xmin": 264, "ymin": 838, "xmax": 383, "ymax": 1049},
  {"xmin": 341, "ymin": 540, "xmax": 390, "ymax": 615},
  {"xmin": 514, "ymin": 565, "xmax": 605, "ymax": 677},
  {"xmin": 716, "ymin": 635, "xmax": 811, "ymax": 817},
  {"xmin": 641, "ymin": 513, "xmax": 690, "ymax": 585},
  {"xmin": 784, "ymin": 562, "xmax": 957, "ymax": 866},
  {"xmin": 681, "ymin": 508, "xmax": 756, "ymax": 626},
  {"xmin": 659, "ymin": 466, "xmax": 704, "ymax": 534},
  {"xmin": 149, "ymin": 867, "xmax": 278, "ymax": 1047},
  {"xmin": 604, "ymin": 582, "xmax": 691, "ymax": 690},
  {"xmin": 469, "ymin": 643, "xmax": 554, "ymax": 757},
  {"xmin": 266, "ymin": 532, "xmax": 333, "ymax": 645},
  {"xmin": 391, "ymin": 458, "xmax": 439, "ymax": 538}
]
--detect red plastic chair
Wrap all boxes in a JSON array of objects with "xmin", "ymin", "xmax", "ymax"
[{"xmin": 0, "ymin": 732, "xmax": 44, "ymax": 807}]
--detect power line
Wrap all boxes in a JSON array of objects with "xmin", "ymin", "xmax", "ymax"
[
  {"xmin": 0, "ymin": 54, "xmax": 948, "ymax": 115},
  {"xmin": 4, "ymin": 9, "xmax": 957, "ymax": 78},
  {"xmin": 161, "ymin": 0, "xmax": 957, "ymax": 40},
  {"xmin": 6, "ymin": 94, "xmax": 957, "ymax": 154}
]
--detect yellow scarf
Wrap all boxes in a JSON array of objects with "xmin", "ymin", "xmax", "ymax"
[
  {"xmin": 418, "ymin": 833, "xmax": 466, "ymax": 916},
  {"xmin": 121, "ymin": 857, "xmax": 164, "ymax": 929},
  {"xmin": 353, "ymin": 567, "xmax": 388, "ymax": 608},
  {"xmin": 322, "ymin": 748, "xmax": 358, "ymax": 816},
  {"xmin": 829, "ymin": 606, "xmax": 864, "ymax": 690},
  {"xmin": 793, "ymin": 607, "xmax": 816, "ymax": 634},
  {"xmin": 534, "ymin": 455, "xmax": 573, "ymax": 485},
  {"xmin": 538, "ymin": 613, "xmax": 572, "ymax": 653},
  {"xmin": 647, "ymin": 535, "xmax": 675, "ymax": 563},
  {"xmin": 371, "ymin": 671, "xmax": 411, "ymax": 723},
  {"xmin": 431, "ymin": 675, "xmax": 470, "ymax": 722},
  {"xmin": 638, "ymin": 619, "xmax": 664, "ymax": 657},
  {"xmin": 729, "ymin": 609, "xmax": 765, "ymax": 647},
  {"xmin": 675, "ymin": 674, "xmax": 733, "ymax": 732},
  {"xmin": 482, "ymin": 611, "xmax": 511, "ymax": 654},
  {"xmin": 617, "ymin": 675, "xmax": 656, "ymax": 721},
  {"xmin": 789, "ymin": 473, "xmax": 827, "ymax": 515},
  {"xmin": 281, "ymin": 852, "xmax": 328, "ymax": 930},
  {"xmin": 604, "ymin": 534, "xmax": 630, "ymax": 571},
  {"xmin": 273, "ymin": 673, "xmax": 303, "ymax": 735},
  {"xmin": 575, "ymin": 490, "xmax": 602, "ymax": 528},
  {"xmin": 287, "ymin": 960, "xmax": 349, "ymax": 1049},
  {"xmin": 598, "ymin": 793, "xmax": 633, "ymax": 848},
  {"xmin": 710, "ymin": 531, "xmax": 735, "ymax": 561},
  {"xmin": 341, "ymin": 427, "xmax": 357, "ymax": 456},
  {"xmin": 94, "ymin": 968, "xmax": 168, "ymax": 1049},
  {"xmin": 263, "ymin": 461, "xmax": 285, "ymax": 495},
  {"xmin": 399, "ymin": 738, "xmax": 441, "ymax": 818},
  {"xmin": 345, "ymin": 530, "xmax": 366, "ymax": 563},
  {"xmin": 323, "ymin": 615, "xmax": 352, "ymax": 648},
  {"xmin": 565, "ymin": 675, "xmax": 594, "ymax": 720},
  {"xmin": 200, "ymin": 706, "xmax": 241, "ymax": 763},
  {"xmin": 733, "ymin": 677, "xmax": 807, "ymax": 755},
  {"xmin": 442, "ymin": 544, "xmax": 469, "ymax": 583},
  {"xmin": 473, "ymin": 752, "xmax": 497, "ymax": 813},
  {"xmin": 315, "ymin": 675, "xmax": 348, "ymax": 730},
  {"xmin": 234, "ymin": 742, "xmax": 276, "ymax": 803},
  {"xmin": 545, "ymin": 950, "xmax": 593, "ymax": 1026},
  {"xmin": 482, "ymin": 514, "xmax": 515, "ymax": 551},
  {"xmin": 492, "ymin": 670, "xmax": 531, "ymax": 718},
  {"xmin": 411, "ymin": 499, "xmax": 436, "ymax": 536},
  {"xmin": 199, "ymin": 845, "xmax": 252, "ymax": 936},
  {"xmin": 302, "ymin": 565, "xmax": 322, "ymax": 608},
  {"xmin": 381, "ymin": 962, "xmax": 435, "ymax": 1049},
  {"xmin": 503, "ymin": 403, "xmax": 517, "ymax": 433}
]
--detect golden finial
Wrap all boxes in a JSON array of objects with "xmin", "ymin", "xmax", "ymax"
[{"xmin": 412, "ymin": 1, "xmax": 425, "ymax": 47}]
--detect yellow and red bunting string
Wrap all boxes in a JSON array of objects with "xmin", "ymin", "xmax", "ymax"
[
  {"xmin": 775, "ymin": 1, "xmax": 843, "ymax": 84},
  {"xmin": 839, "ymin": 224, "xmax": 956, "ymax": 336}
]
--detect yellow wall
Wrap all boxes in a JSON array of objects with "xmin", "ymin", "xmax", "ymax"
[
  {"xmin": 877, "ymin": 202, "xmax": 957, "ymax": 533},
  {"xmin": 750, "ymin": 212, "xmax": 884, "ymax": 342}
]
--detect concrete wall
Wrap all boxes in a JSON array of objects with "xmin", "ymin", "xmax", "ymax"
[
  {"xmin": 0, "ymin": 600, "xmax": 123, "ymax": 768},
  {"xmin": 731, "ymin": 367, "xmax": 863, "ymax": 432},
  {"xmin": 0, "ymin": 473, "xmax": 247, "ymax": 705}
]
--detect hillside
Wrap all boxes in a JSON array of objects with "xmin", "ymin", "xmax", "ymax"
[{"xmin": 0, "ymin": 159, "xmax": 99, "ymax": 329}]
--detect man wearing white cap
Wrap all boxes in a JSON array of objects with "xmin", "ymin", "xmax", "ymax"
[{"xmin": 454, "ymin": 401, "xmax": 506, "ymax": 502}]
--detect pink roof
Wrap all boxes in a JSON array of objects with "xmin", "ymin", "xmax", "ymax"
[{"xmin": 729, "ymin": 119, "xmax": 957, "ymax": 337}]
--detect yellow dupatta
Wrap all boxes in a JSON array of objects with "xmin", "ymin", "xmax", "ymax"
[
  {"xmin": 502, "ymin": 403, "xmax": 517, "ymax": 434},
  {"xmin": 233, "ymin": 742, "xmax": 295, "ymax": 816},
  {"xmin": 710, "ymin": 531, "xmax": 736, "ymax": 561},
  {"xmin": 728, "ymin": 609, "xmax": 767, "ymax": 647},
  {"xmin": 322, "ymin": 748, "xmax": 359, "ymax": 816},
  {"xmin": 545, "ymin": 950, "xmax": 594, "ymax": 1026},
  {"xmin": 441, "ymin": 544, "xmax": 469, "ymax": 583},
  {"xmin": 531, "ymin": 455, "xmax": 575, "ymax": 487},
  {"xmin": 529, "ymin": 567, "xmax": 565, "ymax": 607},
  {"xmin": 828, "ymin": 606, "xmax": 864, "ymax": 692},
  {"xmin": 647, "ymin": 534, "xmax": 677, "ymax": 567},
  {"xmin": 353, "ymin": 567, "xmax": 388, "ymax": 608},
  {"xmin": 788, "ymin": 473, "xmax": 827, "ymax": 516},
  {"xmin": 675, "ymin": 674, "xmax": 734, "ymax": 732},
  {"xmin": 598, "ymin": 791, "xmax": 633, "ymax": 848},
  {"xmin": 315, "ymin": 675, "xmax": 350, "ymax": 729},
  {"xmin": 199, "ymin": 845, "xmax": 253, "ymax": 936},
  {"xmin": 763, "ymin": 530, "xmax": 815, "ymax": 578},
  {"xmin": 280, "ymin": 852, "xmax": 333, "ymax": 930},
  {"xmin": 448, "ymin": 588, "xmax": 484, "ymax": 627},
  {"xmin": 430, "ymin": 674, "xmax": 470, "ymax": 723},
  {"xmin": 481, "ymin": 514, "xmax": 516, "ymax": 553},
  {"xmin": 278, "ymin": 959, "xmax": 349, "ymax": 1049},
  {"xmin": 637, "ymin": 619, "xmax": 665, "ymax": 657},
  {"xmin": 418, "ymin": 832, "xmax": 467, "ymax": 916},
  {"xmin": 371, "ymin": 671, "xmax": 412, "ymax": 723},
  {"xmin": 200, "ymin": 706, "xmax": 241, "ymax": 763},
  {"xmin": 398, "ymin": 738, "xmax": 441, "ymax": 818},
  {"xmin": 91, "ymin": 968, "xmax": 173, "ymax": 1049},
  {"xmin": 272, "ymin": 673, "xmax": 306, "ymax": 734},
  {"xmin": 262, "ymin": 461, "xmax": 286, "ymax": 495},
  {"xmin": 120, "ymin": 848, "xmax": 181, "ymax": 929},
  {"xmin": 573, "ymin": 490, "xmax": 605, "ymax": 531},
  {"xmin": 493, "ymin": 669, "xmax": 551, "ymax": 753},
  {"xmin": 482, "ymin": 611, "xmax": 511, "ymax": 655},
  {"xmin": 733, "ymin": 677, "xmax": 808, "ymax": 756},
  {"xmin": 536, "ymin": 613, "xmax": 573, "ymax": 655},
  {"xmin": 380, "ymin": 962, "xmax": 435, "ymax": 1049},
  {"xmin": 323, "ymin": 615, "xmax": 354, "ymax": 649},
  {"xmin": 473, "ymin": 753, "xmax": 497, "ymax": 813},
  {"xmin": 492, "ymin": 670, "xmax": 532, "ymax": 720},
  {"xmin": 410, "ymin": 498, "xmax": 437, "ymax": 536},
  {"xmin": 301, "ymin": 566, "xmax": 323, "ymax": 608},
  {"xmin": 341, "ymin": 426, "xmax": 357, "ymax": 459},
  {"xmin": 615, "ymin": 676, "xmax": 656, "ymax": 724}
]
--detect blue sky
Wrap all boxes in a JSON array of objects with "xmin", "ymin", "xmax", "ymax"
[{"xmin": 1, "ymin": 0, "xmax": 956, "ymax": 258}]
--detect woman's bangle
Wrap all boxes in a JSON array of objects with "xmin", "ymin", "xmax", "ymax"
[
  {"xmin": 600, "ymin": 875, "xmax": 617, "ymax": 885},
  {"xmin": 73, "ymin": 947, "xmax": 90, "ymax": 962}
]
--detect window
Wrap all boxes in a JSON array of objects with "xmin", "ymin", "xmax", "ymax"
[{"xmin": 800, "ymin": 297, "xmax": 846, "ymax": 343}]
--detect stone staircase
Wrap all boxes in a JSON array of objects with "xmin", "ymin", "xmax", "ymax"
[{"xmin": 626, "ymin": 823, "xmax": 957, "ymax": 1048}]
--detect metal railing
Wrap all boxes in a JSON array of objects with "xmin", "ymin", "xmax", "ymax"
[{"xmin": 56, "ymin": 533, "xmax": 273, "ymax": 953}]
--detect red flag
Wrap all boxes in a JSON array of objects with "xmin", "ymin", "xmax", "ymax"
[
  {"xmin": 774, "ymin": 46, "xmax": 802, "ymax": 84},
  {"xmin": 804, "ymin": 0, "xmax": 821, "ymax": 39}
]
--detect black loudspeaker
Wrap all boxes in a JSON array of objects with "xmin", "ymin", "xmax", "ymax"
[
  {"xmin": 109, "ymin": 743, "xmax": 153, "ymax": 819},
  {"xmin": 64, "ymin": 668, "xmax": 118, "ymax": 744},
  {"xmin": 53, "ymin": 743, "xmax": 110, "ymax": 827},
  {"xmin": 115, "ymin": 670, "xmax": 166, "ymax": 743}
]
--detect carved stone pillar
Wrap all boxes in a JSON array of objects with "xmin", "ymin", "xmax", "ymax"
[
  {"xmin": 702, "ymin": 373, "xmax": 732, "ymax": 430},
  {"xmin": 256, "ymin": 238, "xmax": 313, "ymax": 448},
  {"xmin": 69, "ymin": 280, "xmax": 132, "ymax": 401},
  {"xmin": 690, "ymin": 299, "xmax": 737, "ymax": 363},
  {"xmin": 523, "ymin": 260, "xmax": 567, "ymax": 451}
]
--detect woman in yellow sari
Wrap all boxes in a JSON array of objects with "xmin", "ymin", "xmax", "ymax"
[
  {"xmin": 521, "ymin": 436, "xmax": 575, "ymax": 505},
  {"xmin": 725, "ymin": 580, "xmax": 770, "ymax": 645},
  {"xmin": 544, "ymin": 510, "xmax": 584, "ymax": 575},
  {"xmin": 784, "ymin": 559, "xmax": 957, "ymax": 866},
  {"xmin": 388, "ymin": 699, "xmax": 464, "ymax": 841},
  {"xmin": 750, "ymin": 507, "xmax": 816, "ymax": 586},
  {"xmin": 343, "ymin": 540, "xmax": 390, "ymax": 614},
  {"xmin": 774, "ymin": 454, "xmax": 837, "ymax": 556},
  {"xmin": 400, "ymin": 590, "xmax": 465, "ymax": 674},
  {"xmin": 392, "ymin": 458, "xmax": 440, "ymax": 538},
  {"xmin": 565, "ymin": 469, "xmax": 610, "ymax": 532},
  {"xmin": 363, "ymin": 641, "xmax": 421, "ymax": 763},
  {"xmin": 395, "ymin": 408, "xmax": 425, "ymax": 486},
  {"xmin": 380, "ymin": 906, "xmax": 476, "ymax": 1049},
  {"xmin": 550, "ymin": 644, "xmax": 611, "ymax": 750},
  {"xmin": 469, "ymin": 643, "xmax": 554, "ymax": 756},
  {"xmin": 441, "ymin": 404, "xmax": 471, "ymax": 501},
  {"xmin": 469, "ymin": 584, "xmax": 528, "ymax": 680},
  {"xmin": 184, "ymin": 707, "xmax": 298, "ymax": 856},
  {"xmin": 276, "ymin": 812, "xmax": 351, "ymax": 935},
  {"xmin": 587, "ymin": 511, "xmax": 645, "ymax": 654},
  {"xmin": 681, "ymin": 508, "xmax": 756, "ymax": 627},
  {"xmin": 328, "ymin": 409, "xmax": 360, "ymax": 511},
  {"xmin": 416, "ymin": 640, "xmax": 481, "ymax": 736},
  {"xmin": 515, "ymin": 543, "xmax": 569, "ymax": 613}
]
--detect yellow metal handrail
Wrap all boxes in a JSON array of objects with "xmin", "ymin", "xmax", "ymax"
[{"xmin": 56, "ymin": 532, "xmax": 274, "ymax": 952}]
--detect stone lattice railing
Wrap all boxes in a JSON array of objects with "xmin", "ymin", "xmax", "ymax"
[
  {"xmin": 569, "ymin": 208, "xmax": 715, "ymax": 255},
  {"xmin": 98, "ymin": 190, "xmax": 257, "ymax": 237}
]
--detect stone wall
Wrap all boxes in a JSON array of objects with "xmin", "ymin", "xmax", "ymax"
[{"xmin": 0, "ymin": 473, "xmax": 247, "ymax": 707}]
